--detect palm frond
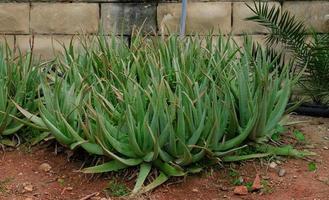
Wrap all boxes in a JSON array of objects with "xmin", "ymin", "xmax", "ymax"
[
  {"xmin": 246, "ymin": 2, "xmax": 309, "ymax": 65},
  {"xmin": 247, "ymin": 1, "xmax": 329, "ymax": 104}
]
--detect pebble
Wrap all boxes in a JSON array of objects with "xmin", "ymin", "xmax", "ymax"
[
  {"xmin": 24, "ymin": 184, "xmax": 33, "ymax": 192},
  {"xmin": 24, "ymin": 198, "xmax": 33, "ymax": 200},
  {"xmin": 38, "ymin": 163, "xmax": 52, "ymax": 172},
  {"xmin": 219, "ymin": 185, "xmax": 228, "ymax": 191},
  {"xmin": 269, "ymin": 162, "xmax": 278, "ymax": 169},
  {"xmin": 17, "ymin": 182, "xmax": 34, "ymax": 194},
  {"xmin": 90, "ymin": 197, "xmax": 109, "ymax": 200},
  {"xmin": 323, "ymin": 146, "xmax": 329, "ymax": 150},
  {"xmin": 192, "ymin": 188, "xmax": 199, "ymax": 192},
  {"xmin": 278, "ymin": 168, "xmax": 286, "ymax": 177},
  {"xmin": 233, "ymin": 185, "xmax": 248, "ymax": 195},
  {"xmin": 252, "ymin": 174, "xmax": 263, "ymax": 191},
  {"xmin": 17, "ymin": 184, "xmax": 25, "ymax": 194},
  {"xmin": 323, "ymin": 136, "xmax": 329, "ymax": 140}
]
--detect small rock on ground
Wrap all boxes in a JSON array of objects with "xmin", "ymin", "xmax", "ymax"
[
  {"xmin": 252, "ymin": 174, "xmax": 262, "ymax": 191},
  {"xmin": 278, "ymin": 168, "xmax": 286, "ymax": 177},
  {"xmin": 24, "ymin": 183, "xmax": 33, "ymax": 192},
  {"xmin": 38, "ymin": 163, "xmax": 52, "ymax": 172},
  {"xmin": 234, "ymin": 185, "xmax": 248, "ymax": 195},
  {"xmin": 17, "ymin": 182, "xmax": 34, "ymax": 194},
  {"xmin": 192, "ymin": 188, "xmax": 199, "ymax": 192},
  {"xmin": 269, "ymin": 162, "xmax": 278, "ymax": 169},
  {"xmin": 90, "ymin": 197, "xmax": 110, "ymax": 200}
]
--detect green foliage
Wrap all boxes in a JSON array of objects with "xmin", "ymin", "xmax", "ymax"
[
  {"xmin": 229, "ymin": 169, "xmax": 240, "ymax": 178},
  {"xmin": 15, "ymin": 33, "xmax": 303, "ymax": 194},
  {"xmin": 260, "ymin": 179, "xmax": 273, "ymax": 194},
  {"xmin": 246, "ymin": 1, "xmax": 329, "ymax": 104},
  {"xmin": 245, "ymin": 182, "xmax": 253, "ymax": 191},
  {"xmin": 271, "ymin": 125, "xmax": 286, "ymax": 141},
  {"xmin": 105, "ymin": 180, "xmax": 129, "ymax": 197},
  {"xmin": 228, "ymin": 169, "xmax": 242, "ymax": 185},
  {"xmin": 293, "ymin": 130, "xmax": 305, "ymax": 142},
  {"xmin": 0, "ymin": 44, "xmax": 42, "ymax": 146},
  {"xmin": 308, "ymin": 162, "xmax": 317, "ymax": 172},
  {"xmin": 57, "ymin": 178, "xmax": 65, "ymax": 186}
]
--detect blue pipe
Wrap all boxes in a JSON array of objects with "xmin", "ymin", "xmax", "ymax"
[{"xmin": 180, "ymin": 0, "xmax": 187, "ymax": 37}]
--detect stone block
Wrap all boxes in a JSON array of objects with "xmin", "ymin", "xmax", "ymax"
[
  {"xmin": 233, "ymin": 35, "xmax": 266, "ymax": 48},
  {"xmin": 233, "ymin": 2, "xmax": 280, "ymax": 34},
  {"xmin": 31, "ymin": 3, "xmax": 99, "ymax": 34},
  {"xmin": 158, "ymin": 2, "xmax": 231, "ymax": 35},
  {"xmin": 0, "ymin": 4, "xmax": 29, "ymax": 34},
  {"xmin": 16, "ymin": 35, "xmax": 77, "ymax": 59},
  {"xmin": 0, "ymin": 35, "xmax": 15, "ymax": 49},
  {"xmin": 101, "ymin": 3, "xmax": 157, "ymax": 35},
  {"xmin": 15, "ymin": 35, "xmax": 128, "ymax": 59},
  {"xmin": 283, "ymin": 1, "xmax": 329, "ymax": 33}
]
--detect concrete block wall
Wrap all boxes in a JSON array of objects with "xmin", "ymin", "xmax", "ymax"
[{"xmin": 0, "ymin": 1, "xmax": 328, "ymax": 58}]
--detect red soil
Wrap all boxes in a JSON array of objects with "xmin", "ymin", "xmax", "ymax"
[{"xmin": 0, "ymin": 115, "xmax": 328, "ymax": 200}]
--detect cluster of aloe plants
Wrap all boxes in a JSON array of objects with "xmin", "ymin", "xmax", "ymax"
[
  {"xmin": 18, "ymin": 34, "xmax": 307, "ymax": 192},
  {"xmin": 1, "ymin": 33, "xmax": 312, "ymax": 193}
]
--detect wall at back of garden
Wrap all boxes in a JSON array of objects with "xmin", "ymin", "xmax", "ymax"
[{"xmin": 0, "ymin": 0, "xmax": 328, "ymax": 58}]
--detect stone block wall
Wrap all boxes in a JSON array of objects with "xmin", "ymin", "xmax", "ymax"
[{"xmin": 0, "ymin": 0, "xmax": 328, "ymax": 58}]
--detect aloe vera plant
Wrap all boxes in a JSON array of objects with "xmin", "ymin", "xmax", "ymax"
[
  {"xmin": 0, "ymin": 45, "xmax": 41, "ymax": 146},
  {"xmin": 17, "ymin": 34, "xmax": 310, "ymax": 194}
]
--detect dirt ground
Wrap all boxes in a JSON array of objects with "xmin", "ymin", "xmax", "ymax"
[{"xmin": 0, "ymin": 115, "xmax": 328, "ymax": 200}]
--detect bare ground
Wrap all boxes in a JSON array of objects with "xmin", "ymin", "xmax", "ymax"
[{"xmin": 0, "ymin": 115, "xmax": 328, "ymax": 200}]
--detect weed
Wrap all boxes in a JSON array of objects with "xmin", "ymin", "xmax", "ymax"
[
  {"xmin": 244, "ymin": 182, "xmax": 253, "ymax": 191},
  {"xmin": 104, "ymin": 179, "xmax": 129, "ymax": 197},
  {"xmin": 308, "ymin": 162, "xmax": 317, "ymax": 172},
  {"xmin": 271, "ymin": 124, "xmax": 287, "ymax": 141},
  {"xmin": 260, "ymin": 180, "xmax": 273, "ymax": 194},
  {"xmin": 228, "ymin": 169, "xmax": 243, "ymax": 185},
  {"xmin": 228, "ymin": 169, "xmax": 239, "ymax": 177},
  {"xmin": 271, "ymin": 125, "xmax": 287, "ymax": 141},
  {"xmin": 293, "ymin": 130, "xmax": 306, "ymax": 142},
  {"xmin": 57, "ymin": 178, "xmax": 65, "ymax": 186}
]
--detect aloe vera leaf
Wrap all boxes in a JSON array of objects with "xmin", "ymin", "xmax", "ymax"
[{"xmin": 132, "ymin": 163, "xmax": 152, "ymax": 194}]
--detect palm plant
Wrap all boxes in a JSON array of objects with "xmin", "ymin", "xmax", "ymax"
[{"xmin": 246, "ymin": 1, "xmax": 329, "ymax": 104}]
